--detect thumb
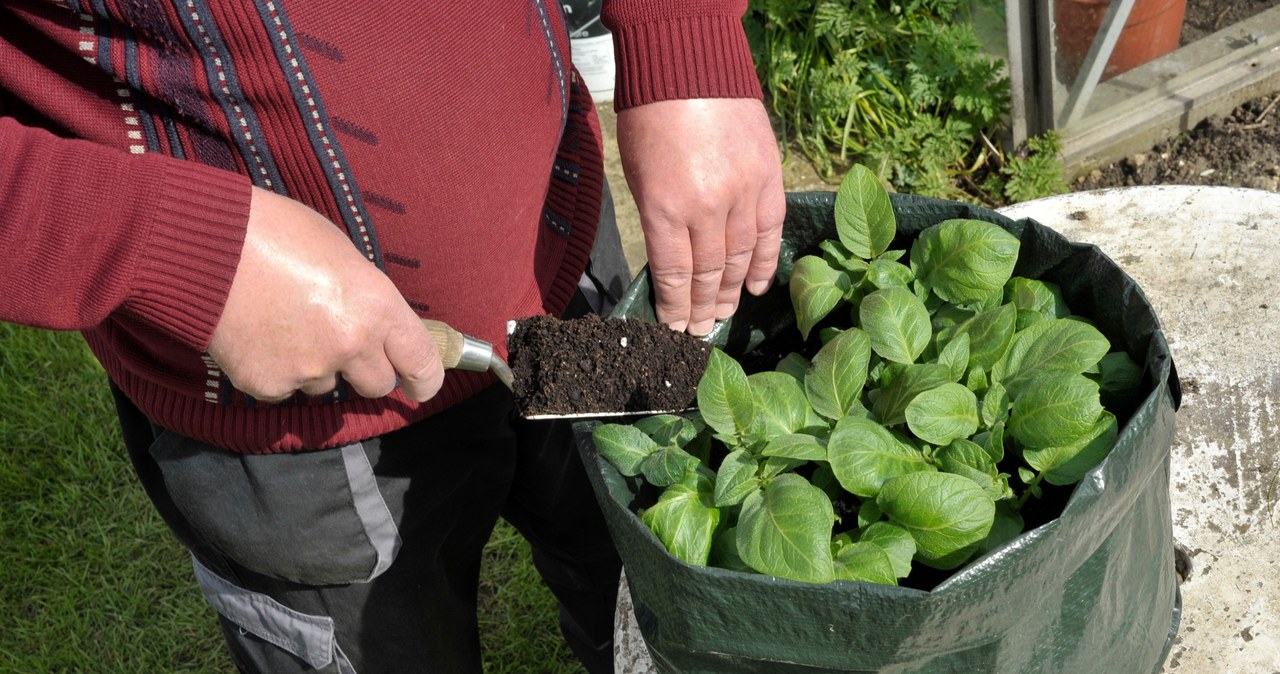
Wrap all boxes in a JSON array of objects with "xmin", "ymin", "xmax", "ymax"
[{"xmin": 384, "ymin": 319, "xmax": 445, "ymax": 402}]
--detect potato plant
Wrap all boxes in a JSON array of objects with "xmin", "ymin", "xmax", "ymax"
[{"xmin": 592, "ymin": 165, "xmax": 1142, "ymax": 586}]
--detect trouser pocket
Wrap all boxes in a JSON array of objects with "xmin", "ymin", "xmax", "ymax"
[
  {"xmin": 149, "ymin": 431, "xmax": 401, "ymax": 585},
  {"xmin": 192, "ymin": 556, "xmax": 357, "ymax": 674}
]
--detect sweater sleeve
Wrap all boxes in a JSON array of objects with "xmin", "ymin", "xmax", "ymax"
[
  {"xmin": 0, "ymin": 116, "xmax": 250, "ymax": 351},
  {"xmin": 600, "ymin": 0, "xmax": 763, "ymax": 110}
]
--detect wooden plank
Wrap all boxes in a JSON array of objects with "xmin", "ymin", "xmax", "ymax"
[{"xmin": 1062, "ymin": 36, "xmax": 1280, "ymax": 174}]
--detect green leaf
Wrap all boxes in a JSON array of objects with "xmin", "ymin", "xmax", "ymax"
[
  {"xmin": 965, "ymin": 365, "xmax": 988, "ymax": 394},
  {"xmin": 748, "ymin": 371, "xmax": 817, "ymax": 440},
  {"xmin": 832, "ymin": 540, "xmax": 897, "ymax": 585},
  {"xmin": 1023, "ymin": 411, "xmax": 1118, "ymax": 486},
  {"xmin": 999, "ymin": 319, "xmax": 1111, "ymax": 397},
  {"xmin": 982, "ymin": 421, "xmax": 1006, "ymax": 463},
  {"xmin": 761, "ymin": 456, "xmax": 807, "ymax": 479},
  {"xmin": 922, "ymin": 541, "xmax": 983, "ymax": 570},
  {"xmin": 871, "ymin": 362, "xmax": 952, "ymax": 426},
  {"xmin": 709, "ymin": 526, "xmax": 753, "ymax": 573},
  {"xmin": 1015, "ymin": 308, "xmax": 1045, "ymax": 331},
  {"xmin": 697, "ymin": 349, "xmax": 754, "ymax": 441},
  {"xmin": 1096, "ymin": 351, "xmax": 1144, "ymax": 412},
  {"xmin": 714, "ymin": 449, "xmax": 762, "ymax": 507},
  {"xmin": 818, "ymin": 326, "xmax": 845, "ymax": 345},
  {"xmin": 931, "ymin": 303, "xmax": 975, "ymax": 340},
  {"xmin": 641, "ymin": 474, "xmax": 720, "ymax": 566},
  {"xmin": 633, "ymin": 414, "xmax": 698, "ymax": 447},
  {"xmin": 737, "ymin": 474, "xmax": 836, "ymax": 583},
  {"xmin": 866, "ymin": 258, "xmax": 914, "ymax": 290},
  {"xmin": 876, "ymin": 472, "xmax": 995, "ymax": 570},
  {"xmin": 860, "ymin": 287, "xmax": 932, "ymax": 364},
  {"xmin": 936, "ymin": 438, "xmax": 1012, "ymax": 501},
  {"xmin": 857, "ymin": 521, "xmax": 917, "ymax": 578},
  {"xmin": 819, "ymin": 240, "xmax": 869, "ymax": 278},
  {"xmin": 761, "ymin": 433, "xmax": 828, "ymax": 461},
  {"xmin": 1004, "ymin": 277, "xmax": 1068, "ymax": 319},
  {"xmin": 775, "ymin": 352, "xmax": 811, "ymax": 384},
  {"xmin": 976, "ymin": 500, "xmax": 1026, "ymax": 556},
  {"xmin": 937, "ymin": 332, "xmax": 970, "ymax": 382},
  {"xmin": 641, "ymin": 444, "xmax": 702, "ymax": 487},
  {"xmin": 592, "ymin": 424, "xmax": 659, "ymax": 476},
  {"xmin": 857, "ymin": 500, "xmax": 884, "ymax": 528},
  {"xmin": 910, "ymin": 219, "xmax": 1020, "ymax": 305},
  {"xmin": 810, "ymin": 464, "xmax": 842, "ymax": 501},
  {"xmin": 805, "ymin": 328, "xmax": 872, "ymax": 420},
  {"xmin": 834, "ymin": 164, "xmax": 896, "ymax": 260},
  {"xmin": 953, "ymin": 303, "xmax": 1017, "ymax": 371},
  {"xmin": 791, "ymin": 256, "xmax": 851, "ymax": 340},
  {"xmin": 980, "ymin": 381, "xmax": 1009, "ymax": 430},
  {"xmin": 905, "ymin": 383, "xmax": 979, "ymax": 446},
  {"xmin": 828, "ymin": 416, "xmax": 935, "ymax": 498},
  {"xmin": 1008, "ymin": 372, "xmax": 1103, "ymax": 449}
]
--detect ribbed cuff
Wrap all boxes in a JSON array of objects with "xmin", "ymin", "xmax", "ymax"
[
  {"xmin": 609, "ymin": 13, "xmax": 763, "ymax": 110},
  {"xmin": 127, "ymin": 158, "xmax": 251, "ymax": 351}
]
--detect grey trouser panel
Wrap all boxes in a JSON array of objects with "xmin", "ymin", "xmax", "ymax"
[
  {"xmin": 191, "ymin": 556, "xmax": 357, "ymax": 673},
  {"xmin": 150, "ymin": 437, "xmax": 400, "ymax": 586}
]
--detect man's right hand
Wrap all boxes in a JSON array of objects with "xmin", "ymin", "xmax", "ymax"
[{"xmin": 207, "ymin": 187, "xmax": 444, "ymax": 403}]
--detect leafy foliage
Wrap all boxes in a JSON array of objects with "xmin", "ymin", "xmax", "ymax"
[
  {"xmin": 745, "ymin": 0, "xmax": 1065, "ymax": 203},
  {"xmin": 999, "ymin": 132, "xmax": 1071, "ymax": 204},
  {"xmin": 594, "ymin": 166, "xmax": 1143, "ymax": 586}
]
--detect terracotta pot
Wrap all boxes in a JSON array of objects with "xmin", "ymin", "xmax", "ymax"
[{"xmin": 1055, "ymin": 0, "xmax": 1187, "ymax": 81}]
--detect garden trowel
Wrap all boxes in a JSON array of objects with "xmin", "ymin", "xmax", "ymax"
[
  {"xmin": 420, "ymin": 319, "xmax": 514, "ymax": 390},
  {"xmin": 420, "ymin": 318, "xmax": 698, "ymax": 420}
]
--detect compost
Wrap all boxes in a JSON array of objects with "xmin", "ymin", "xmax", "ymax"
[{"xmin": 508, "ymin": 314, "xmax": 711, "ymax": 416}]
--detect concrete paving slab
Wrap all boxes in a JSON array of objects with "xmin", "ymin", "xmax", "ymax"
[{"xmin": 611, "ymin": 185, "xmax": 1280, "ymax": 673}]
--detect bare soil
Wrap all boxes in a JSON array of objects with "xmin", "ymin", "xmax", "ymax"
[{"xmin": 1073, "ymin": 94, "xmax": 1280, "ymax": 191}]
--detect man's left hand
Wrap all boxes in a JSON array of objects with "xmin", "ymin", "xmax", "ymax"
[{"xmin": 616, "ymin": 98, "xmax": 785, "ymax": 336}]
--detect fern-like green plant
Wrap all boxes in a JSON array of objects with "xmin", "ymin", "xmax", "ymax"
[
  {"xmin": 999, "ymin": 132, "xmax": 1069, "ymax": 203},
  {"xmin": 746, "ymin": 0, "xmax": 1062, "ymax": 205}
]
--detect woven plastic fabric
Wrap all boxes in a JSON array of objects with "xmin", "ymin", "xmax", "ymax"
[{"xmin": 575, "ymin": 192, "xmax": 1181, "ymax": 673}]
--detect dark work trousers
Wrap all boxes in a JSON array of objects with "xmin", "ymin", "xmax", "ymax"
[{"xmin": 112, "ymin": 185, "xmax": 631, "ymax": 674}]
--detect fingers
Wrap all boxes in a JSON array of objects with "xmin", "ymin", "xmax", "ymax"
[
  {"xmin": 645, "ymin": 214, "xmax": 695, "ymax": 332},
  {"xmin": 648, "ymin": 205, "xmax": 730, "ymax": 337},
  {"xmin": 338, "ymin": 351, "xmax": 401, "ymax": 399},
  {"xmin": 715, "ymin": 201, "xmax": 758, "ymax": 321},
  {"xmin": 745, "ymin": 180, "xmax": 786, "ymax": 297},
  {"xmin": 650, "ymin": 189, "xmax": 784, "ymax": 336},
  {"xmin": 382, "ymin": 319, "xmax": 445, "ymax": 402}
]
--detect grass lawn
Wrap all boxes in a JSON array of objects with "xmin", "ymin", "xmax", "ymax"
[{"xmin": 0, "ymin": 323, "xmax": 584, "ymax": 673}]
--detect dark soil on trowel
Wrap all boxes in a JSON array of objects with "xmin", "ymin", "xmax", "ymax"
[{"xmin": 507, "ymin": 314, "xmax": 711, "ymax": 417}]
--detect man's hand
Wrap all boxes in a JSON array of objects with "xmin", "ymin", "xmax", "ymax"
[
  {"xmin": 207, "ymin": 187, "xmax": 444, "ymax": 402},
  {"xmin": 616, "ymin": 98, "xmax": 785, "ymax": 336}
]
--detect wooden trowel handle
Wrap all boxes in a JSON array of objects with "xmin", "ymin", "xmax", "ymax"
[
  {"xmin": 419, "ymin": 319, "xmax": 512, "ymax": 392},
  {"xmin": 421, "ymin": 318, "xmax": 467, "ymax": 369}
]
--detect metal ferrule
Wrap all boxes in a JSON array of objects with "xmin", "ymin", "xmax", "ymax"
[{"xmin": 455, "ymin": 336, "xmax": 496, "ymax": 373}]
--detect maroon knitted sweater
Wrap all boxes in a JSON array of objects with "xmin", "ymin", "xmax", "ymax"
[{"xmin": 0, "ymin": 1, "xmax": 761, "ymax": 453}]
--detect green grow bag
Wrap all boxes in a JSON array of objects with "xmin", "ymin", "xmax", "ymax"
[{"xmin": 574, "ymin": 191, "xmax": 1181, "ymax": 673}]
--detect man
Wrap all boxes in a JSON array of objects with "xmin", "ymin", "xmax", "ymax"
[{"xmin": 0, "ymin": 1, "xmax": 784, "ymax": 671}]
